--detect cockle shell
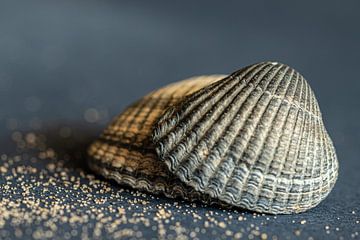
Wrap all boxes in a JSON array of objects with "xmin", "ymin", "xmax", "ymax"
[
  {"xmin": 88, "ymin": 75, "xmax": 226, "ymax": 203},
  {"xmin": 88, "ymin": 61, "xmax": 338, "ymax": 214}
]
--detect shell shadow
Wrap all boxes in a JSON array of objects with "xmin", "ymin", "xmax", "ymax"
[{"xmin": 39, "ymin": 122, "xmax": 101, "ymax": 171}]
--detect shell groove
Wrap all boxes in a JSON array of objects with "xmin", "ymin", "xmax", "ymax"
[{"xmin": 153, "ymin": 62, "xmax": 338, "ymax": 214}]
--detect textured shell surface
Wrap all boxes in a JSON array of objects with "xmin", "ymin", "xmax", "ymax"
[
  {"xmin": 88, "ymin": 61, "xmax": 338, "ymax": 215},
  {"xmin": 153, "ymin": 62, "xmax": 338, "ymax": 214},
  {"xmin": 88, "ymin": 75, "xmax": 226, "ymax": 202}
]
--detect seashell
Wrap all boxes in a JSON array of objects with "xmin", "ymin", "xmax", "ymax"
[
  {"xmin": 88, "ymin": 75, "xmax": 226, "ymax": 202},
  {"xmin": 153, "ymin": 61, "xmax": 338, "ymax": 214},
  {"xmin": 88, "ymin": 61, "xmax": 338, "ymax": 214}
]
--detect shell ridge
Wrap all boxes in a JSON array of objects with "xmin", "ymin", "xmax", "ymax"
[
  {"xmin": 196, "ymin": 65, "xmax": 284, "ymax": 194},
  {"xmin": 290, "ymin": 75, "xmax": 307, "ymax": 191},
  {"xmin": 320, "ymin": 125, "xmax": 330, "ymax": 195},
  {"xmin": 309, "ymin": 109, "xmax": 323, "ymax": 206},
  {"xmin": 325, "ymin": 129, "xmax": 337, "ymax": 190},
  {"xmin": 322, "ymin": 128, "xmax": 337, "ymax": 198},
  {"xmin": 202, "ymin": 65, "xmax": 288, "ymax": 197},
  {"xmin": 267, "ymin": 104, "xmax": 302, "ymax": 212},
  {"xmin": 268, "ymin": 94, "xmax": 320, "ymax": 119},
  {"xmin": 135, "ymin": 97, "xmax": 170, "ymax": 143},
  {"xmin": 246, "ymin": 68, "xmax": 300, "ymax": 210},
  {"xmin": 102, "ymin": 103, "xmax": 138, "ymax": 141},
  {"xmin": 172, "ymin": 80, "xmax": 250, "ymax": 179},
  {"xmin": 183, "ymin": 64, "xmax": 282, "ymax": 190},
  {"xmin": 156, "ymin": 63, "xmax": 273, "ymax": 168},
  {"xmin": 268, "ymin": 109, "xmax": 305, "ymax": 212},
  {"xmin": 88, "ymin": 160, "xmax": 194, "ymax": 201},
  {"xmin": 310, "ymin": 86, "xmax": 321, "ymax": 117},
  {"xmin": 217, "ymin": 66, "xmax": 293, "ymax": 205},
  {"xmin": 272, "ymin": 73, "xmax": 304, "ymax": 209},
  {"xmin": 220, "ymin": 95, "xmax": 285, "ymax": 207},
  {"xmin": 309, "ymin": 84, "xmax": 317, "ymax": 115},
  {"xmin": 184, "ymin": 82, "xmax": 261, "ymax": 190},
  {"xmin": 181, "ymin": 82, "xmax": 259, "ymax": 186},
  {"xmin": 274, "ymin": 71, "xmax": 302, "ymax": 172},
  {"xmin": 107, "ymin": 96, "xmax": 165, "ymax": 143},
  {"xmin": 154, "ymin": 77, "xmax": 241, "ymax": 154},
  {"xmin": 152, "ymin": 75, "xmax": 224, "ymax": 101},
  {"xmin": 266, "ymin": 109, "xmax": 305, "ymax": 210},
  {"xmin": 170, "ymin": 64, "xmax": 280, "ymax": 180},
  {"xmin": 136, "ymin": 83, "xmax": 197, "ymax": 141},
  {"xmin": 328, "ymin": 133, "xmax": 338, "ymax": 188},
  {"xmin": 120, "ymin": 99, "xmax": 151, "ymax": 140},
  {"xmin": 89, "ymin": 156, "xmax": 227, "ymax": 207},
  {"xmin": 156, "ymin": 62, "xmax": 271, "ymax": 150},
  {"xmin": 153, "ymin": 62, "xmax": 272, "ymax": 145},
  {"xmin": 292, "ymin": 79, "xmax": 312, "ymax": 206},
  {"xmin": 160, "ymin": 78, "xmax": 245, "ymax": 167},
  {"xmin": 316, "ymin": 114, "xmax": 328, "ymax": 203},
  {"xmin": 258, "ymin": 71, "xmax": 303, "ymax": 211},
  {"xmin": 152, "ymin": 64, "xmax": 262, "ymax": 142},
  {"xmin": 153, "ymin": 77, "xmax": 233, "ymax": 141},
  {"xmin": 301, "ymin": 80, "xmax": 317, "ymax": 206},
  {"xmin": 97, "ymin": 138, "xmax": 155, "ymax": 153}
]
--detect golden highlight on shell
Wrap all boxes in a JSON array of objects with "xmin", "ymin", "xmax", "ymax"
[{"xmin": 88, "ymin": 61, "xmax": 338, "ymax": 214}]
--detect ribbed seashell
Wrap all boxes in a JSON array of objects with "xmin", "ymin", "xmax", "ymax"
[
  {"xmin": 88, "ymin": 61, "xmax": 338, "ymax": 214},
  {"xmin": 88, "ymin": 75, "xmax": 226, "ymax": 202},
  {"xmin": 153, "ymin": 62, "xmax": 338, "ymax": 214}
]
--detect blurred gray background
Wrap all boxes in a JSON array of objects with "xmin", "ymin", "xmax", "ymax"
[
  {"xmin": 1, "ymin": 0, "xmax": 359, "ymax": 171},
  {"xmin": 0, "ymin": 0, "xmax": 359, "ymax": 238}
]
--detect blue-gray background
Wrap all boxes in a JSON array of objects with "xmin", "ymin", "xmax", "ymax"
[{"xmin": 0, "ymin": 1, "xmax": 359, "ymax": 239}]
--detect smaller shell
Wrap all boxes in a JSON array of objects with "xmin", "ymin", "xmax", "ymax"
[{"xmin": 87, "ymin": 75, "xmax": 226, "ymax": 201}]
